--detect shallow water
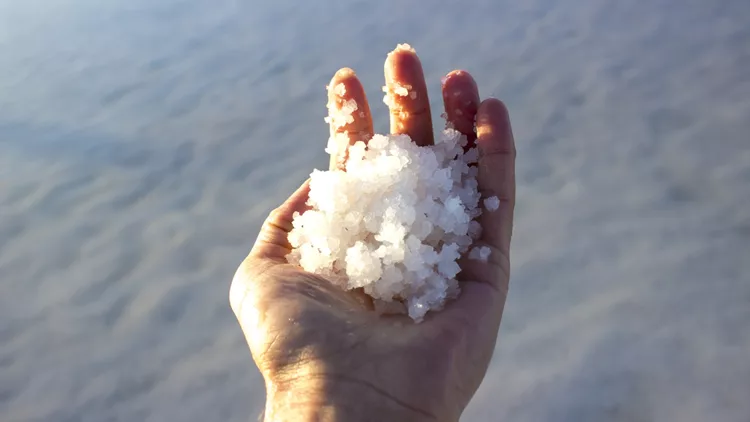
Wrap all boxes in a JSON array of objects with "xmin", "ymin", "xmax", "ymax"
[{"xmin": 1, "ymin": 0, "xmax": 749, "ymax": 420}]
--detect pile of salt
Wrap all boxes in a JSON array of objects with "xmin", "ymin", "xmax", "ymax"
[{"xmin": 288, "ymin": 66, "xmax": 499, "ymax": 321}]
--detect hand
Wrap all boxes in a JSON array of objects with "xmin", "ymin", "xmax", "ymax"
[{"xmin": 230, "ymin": 46, "xmax": 516, "ymax": 422}]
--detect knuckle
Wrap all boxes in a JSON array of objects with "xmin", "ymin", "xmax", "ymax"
[{"xmin": 267, "ymin": 206, "xmax": 284, "ymax": 222}]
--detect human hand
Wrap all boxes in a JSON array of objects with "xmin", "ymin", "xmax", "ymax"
[{"xmin": 230, "ymin": 46, "xmax": 516, "ymax": 422}]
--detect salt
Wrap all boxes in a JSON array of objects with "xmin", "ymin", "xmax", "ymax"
[
  {"xmin": 289, "ymin": 71, "xmax": 485, "ymax": 322},
  {"xmin": 484, "ymin": 196, "xmax": 500, "ymax": 211},
  {"xmin": 392, "ymin": 83, "xmax": 411, "ymax": 97},
  {"xmin": 468, "ymin": 246, "xmax": 491, "ymax": 262}
]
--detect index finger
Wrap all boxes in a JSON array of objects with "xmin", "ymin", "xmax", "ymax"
[{"xmin": 326, "ymin": 68, "xmax": 374, "ymax": 170}]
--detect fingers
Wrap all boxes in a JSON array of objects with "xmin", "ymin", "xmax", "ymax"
[
  {"xmin": 384, "ymin": 44, "xmax": 434, "ymax": 146},
  {"xmin": 326, "ymin": 68, "xmax": 374, "ymax": 170},
  {"xmin": 442, "ymin": 70, "xmax": 480, "ymax": 147},
  {"xmin": 250, "ymin": 179, "xmax": 311, "ymax": 261},
  {"xmin": 475, "ymin": 98, "xmax": 516, "ymax": 258}
]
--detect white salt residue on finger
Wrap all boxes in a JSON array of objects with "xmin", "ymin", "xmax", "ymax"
[
  {"xmin": 484, "ymin": 196, "xmax": 500, "ymax": 211},
  {"xmin": 382, "ymin": 44, "xmax": 418, "ymax": 108},
  {"xmin": 468, "ymin": 246, "xmax": 491, "ymax": 262},
  {"xmin": 324, "ymin": 133, "xmax": 345, "ymax": 157},
  {"xmin": 323, "ymin": 93, "xmax": 358, "ymax": 157},
  {"xmin": 392, "ymin": 82, "xmax": 412, "ymax": 97},
  {"xmin": 334, "ymin": 83, "xmax": 346, "ymax": 97},
  {"xmin": 392, "ymin": 43, "xmax": 416, "ymax": 54},
  {"xmin": 324, "ymin": 98, "xmax": 358, "ymax": 129},
  {"xmin": 382, "ymin": 81, "xmax": 416, "ymax": 107},
  {"xmin": 324, "ymin": 84, "xmax": 356, "ymax": 129},
  {"xmin": 382, "ymin": 85, "xmax": 394, "ymax": 109}
]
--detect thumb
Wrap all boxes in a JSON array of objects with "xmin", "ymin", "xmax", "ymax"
[{"xmin": 250, "ymin": 179, "xmax": 311, "ymax": 262}]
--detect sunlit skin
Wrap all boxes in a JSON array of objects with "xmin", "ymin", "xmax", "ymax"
[{"xmin": 230, "ymin": 46, "xmax": 516, "ymax": 422}]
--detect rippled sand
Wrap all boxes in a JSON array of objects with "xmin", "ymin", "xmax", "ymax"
[{"xmin": 1, "ymin": 1, "xmax": 749, "ymax": 421}]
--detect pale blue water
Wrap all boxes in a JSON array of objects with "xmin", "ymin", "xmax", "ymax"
[{"xmin": 1, "ymin": 1, "xmax": 749, "ymax": 421}]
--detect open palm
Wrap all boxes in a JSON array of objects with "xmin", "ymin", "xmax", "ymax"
[{"xmin": 230, "ymin": 46, "xmax": 516, "ymax": 422}]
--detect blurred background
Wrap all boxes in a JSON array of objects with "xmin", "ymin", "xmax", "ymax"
[{"xmin": 1, "ymin": 0, "xmax": 749, "ymax": 420}]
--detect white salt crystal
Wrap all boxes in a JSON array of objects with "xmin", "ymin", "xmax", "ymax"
[
  {"xmin": 383, "ymin": 81, "xmax": 415, "ymax": 106},
  {"xmin": 382, "ymin": 93, "xmax": 393, "ymax": 109},
  {"xmin": 324, "ymin": 97, "xmax": 358, "ymax": 129},
  {"xmin": 368, "ymin": 134, "xmax": 389, "ymax": 149},
  {"xmin": 324, "ymin": 133, "xmax": 343, "ymax": 156},
  {"xmin": 464, "ymin": 147, "xmax": 480, "ymax": 164},
  {"xmin": 484, "ymin": 196, "xmax": 500, "ymax": 211},
  {"xmin": 392, "ymin": 83, "xmax": 410, "ymax": 97},
  {"xmin": 437, "ymin": 260, "xmax": 461, "ymax": 279},
  {"xmin": 393, "ymin": 43, "xmax": 416, "ymax": 53},
  {"xmin": 468, "ymin": 246, "xmax": 491, "ymax": 262},
  {"xmin": 468, "ymin": 220, "xmax": 482, "ymax": 239},
  {"xmin": 287, "ymin": 83, "xmax": 486, "ymax": 322}
]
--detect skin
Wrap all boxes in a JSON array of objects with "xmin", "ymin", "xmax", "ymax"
[{"xmin": 230, "ymin": 46, "xmax": 516, "ymax": 422}]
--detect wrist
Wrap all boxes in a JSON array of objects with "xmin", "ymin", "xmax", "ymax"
[{"xmin": 263, "ymin": 374, "xmax": 450, "ymax": 422}]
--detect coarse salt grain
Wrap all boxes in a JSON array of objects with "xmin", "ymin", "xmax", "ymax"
[
  {"xmin": 392, "ymin": 83, "xmax": 410, "ymax": 97},
  {"xmin": 468, "ymin": 246, "xmax": 491, "ymax": 262},
  {"xmin": 393, "ymin": 43, "xmax": 416, "ymax": 53},
  {"xmin": 484, "ymin": 196, "xmax": 500, "ymax": 211}
]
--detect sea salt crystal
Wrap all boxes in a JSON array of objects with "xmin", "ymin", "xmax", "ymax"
[
  {"xmin": 288, "ymin": 63, "xmax": 486, "ymax": 322},
  {"xmin": 393, "ymin": 43, "xmax": 416, "ymax": 53},
  {"xmin": 324, "ymin": 84, "xmax": 358, "ymax": 129},
  {"xmin": 468, "ymin": 246, "xmax": 491, "ymax": 262},
  {"xmin": 383, "ymin": 80, "xmax": 417, "ymax": 106},
  {"xmin": 484, "ymin": 196, "xmax": 500, "ymax": 211},
  {"xmin": 392, "ymin": 83, "xmax": 410, "ymax": 97}
]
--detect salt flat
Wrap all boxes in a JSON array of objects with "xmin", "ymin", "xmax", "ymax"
[{"xmin": 1, "ymin": 0, "xmax": 749, "ymax": 420}]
